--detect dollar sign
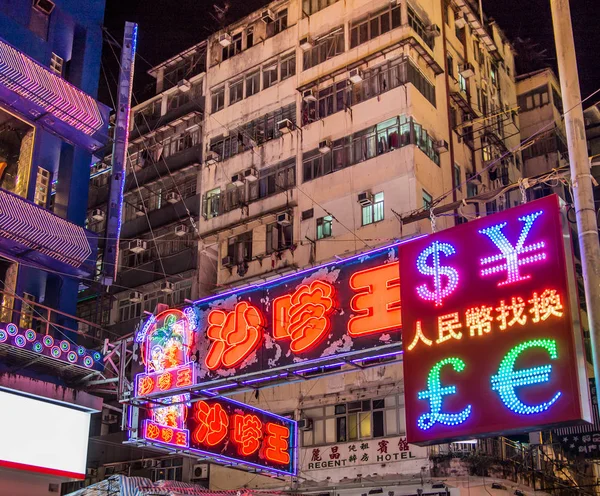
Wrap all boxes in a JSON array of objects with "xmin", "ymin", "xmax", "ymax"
[{"xmin": 416, "ymin": 241, "xmax": 459, "ymax": 306}]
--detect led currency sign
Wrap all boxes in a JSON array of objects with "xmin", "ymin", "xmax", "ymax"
[
  {"xmin": 139, "ymin": 396, "xmax": 297, "ymax": 476},
  {"xmin": 401, "ymin": 195, "xmax": 591, "ymax": 445}
]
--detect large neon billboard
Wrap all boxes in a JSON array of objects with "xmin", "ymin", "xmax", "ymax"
[{"xmin": 400, "ymin": 195, "xmax": 591, "ymax": 445}]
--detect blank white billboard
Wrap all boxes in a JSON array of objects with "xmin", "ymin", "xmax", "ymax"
[{"xmin": 0, "ymin": 390, "xmax": 91, "ymax": 478}]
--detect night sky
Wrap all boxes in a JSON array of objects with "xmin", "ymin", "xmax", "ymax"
[{"xmin": 99, "ymin": 0, "xmax": 600, "ymax": 109}]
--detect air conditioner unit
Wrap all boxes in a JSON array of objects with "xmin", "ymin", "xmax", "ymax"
[
  {"xmin": 319, "ymin": 139, "xmax": 332, "ymax": 154},
  {"xmin": 277, "ymin": 119, "xmax": 294, "ymax": 134},
  {"xmin": 434, "ymin": 140, "xmax": 449, "ymax": 153},
  {"xmin": 454, "ymin": 13, "xmax": 467, "ymax": 29},
  {"xmin": 160, "ymin": 281, "xmax": 175, "ymax": 294},
  {"xmin": 175, "ymin": 224, "xmax": 188, "ymax": 237},
  {"xmin": 261, "ymin": 9, "xmax": 275, "ymax": 23},
  {"xmin": 166, "ymin": 191, "xmax": 181, "ymax": 204},
  {"xmin": 103, "ymin": 414, "xmax": 118, "ymax": 424},
  {"xmin": 358, "ymin": 191, "xmax": 373, "ymax": 206},
  {"xmin": 299, "ymin": 36, "xmax": 313, "ymax": 51},
  {"xmin": 426, "ymin": 24, "xmax": 441, "ymax": 37},
  {"xmin": 218, "ymin": 33, "xmax": 232, "ymax": 47},
  {"xmin": 349, "ymin": 68, "xmax": 363, "ymax": 84},
  {"xmin": 34, "ymin": 0, "xmax": 55, "ymax": 15},
  {"xmin": 177, "ymin": 79, "xmax": 192, "ymax": 92},
  {"xmin": 298, "ymin": 418, "xmax": 313, "ymax": 431},
  {"xmin": 222, "ymin": 255, "xmax": 234, "ymax": 267},
  {"xmin": 129, "ymin": 291, "xmax": 143, "ymax": 303},
  {"xmin": 91, "ymin": 209, "xmax": 105, "ymax": 221},
  {"xmin": 459, "ymin": 63, "xmax": 475, "ymax": 78},
  {"xmin": 302, "ymin": 88, "xmax": 317, "ymax": 102},
  {"xmin": 192, "ymin": 463, "xmax": 209, "ymax": 480},
  {"xmin": 205, "ymin": 150, "xmax": 220, "ymax": 166},
  {"xmin": 129, "ymin": 239, "xmax": 147, "ymax": 254},
  {"xmin": 244, "ymin": 168, "xmax": 258, "ymax": 182},
  {"xmin": 231, "ymin": 173, "xmax": 245, "ymax": 187},
  {"xmin": 277, "ymin": 212, "xmax": 292, "ymax": 226}
]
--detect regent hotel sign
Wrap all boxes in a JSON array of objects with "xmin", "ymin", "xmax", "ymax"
[{"xmin": 400, "ymin": 195, "xmax": 591, "ymax": 445}]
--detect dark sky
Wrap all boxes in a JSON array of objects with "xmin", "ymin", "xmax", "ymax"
[{"xmin": 99, "ymin": 0, "xmax": 600, "ymax": 109}]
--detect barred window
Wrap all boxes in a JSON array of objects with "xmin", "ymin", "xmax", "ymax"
[
  {"xmin": 350, "ymin": 5, "xmax": 401, "ymax": 48},
  {"xmin": 303, "ymin": 27, "xmax": 344, "ymax": 70}
]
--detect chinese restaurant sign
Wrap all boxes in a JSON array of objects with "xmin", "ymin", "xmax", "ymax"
[
  {"xmin": 400, "ymin": 195, "xmax": 591, "ymax": 445},
  {"xmin": 133, "ymin": 308, "xmax": 297, "ymax": 475},
  {"xmin": 190, "ymin": 243, "xmax": 404, "ymax": 386}
]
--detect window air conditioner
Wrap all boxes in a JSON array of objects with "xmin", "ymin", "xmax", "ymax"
[
  {"xmin": 358, "ymin": 192, "xmax": 373, "ymax": 206},
  {"xmin": 205, "ymin": 150, "xmax": 220, "ymax": 166},
  {"xmin": 277, "ymin": 212, "xmax": 292, "ymax": 226},
  {"xmin": 174, "ymin": 225, "xmax": 188, "ymax": 237},
  {"xmin": 192, "ymin": 464, "xmax": 208, "ymax": 480},
  {"xmin": 177, "ymin": 79, "xmax": 191, "ymax": 92},
  {"xmin": 160, "ymin": 281, "xmax": 175, "ymax": 294},
  {"xmin": 298, "ymin": 418, "xmax": 313, "ymax": 431},
  {"xmin": 129, "ymin": 291, "xmax": 143, "ymax": 303},
  {"xmin": 91, "ymin": 209, "xmax": 105, "ymax": 221},
  {"xmin": 244, "ymin": 168, "xmax": 258, "ymax": 182},
  {"xmin": 299, "ymin": 36, "xmax": 313, "ymax": 51},
  {"xmin": 277, "ymin": 119, "xmax": 294, "ymax": 134},
  {"xmin": 302, "ymin": 88, "xmax": 317, "ymax": 102},
  {"xmin": 459, "ymin": 63, "xmax": 475, "ymax": 78},
  {"xmin": 349, "ymin": 68, "xmax": 363, "ymax": 84},
  {"xmin": 319, "ymin": 139, "xmax": 332, "ymax": 154},
  {"xmin": 426, "ymin": 24, "xmax": 441, "ymax": 37},
  {"xmin": 434, "ymin": 140, "xmax": 449, "ymax": 153},
  {"xmin": 222, "ymin": 256, "xmax": 234, "ymax": 267},
  {"xmin": 128, "ymin": 239, "xmax": 147, "ymax": 254},
  {"xmin": 454, "ymin": 13, "xmax": 467, "ymax": 29},
  {"xmin": 231, "ymin": 173, "xmax": 244, "ymax": 187},
  {"xmin": 34, "ymin": 0, "xmax": 55, "ymax": 15},
  {"xmin": 166, "ymin": 191, "xmax": 180, "ymax": 204},
  {"xmin": 261, "ymin": 9, "xmax": 275, "ymax": 23},
  {"xmin": 218, "ymin": 33, "xmax": 232, "ymax": 47}
]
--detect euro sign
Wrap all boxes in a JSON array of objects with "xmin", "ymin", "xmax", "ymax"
[
  {"xmin": 491, "ymin": 339, "xmax": 561, "ymax": 415},
  {"xmin": 416, "ymin": 241, "xmax": 459, "ymax": 306},
  {"xmin": 417, "ymin": 357, "xmax": 472, "ymax": 430}
]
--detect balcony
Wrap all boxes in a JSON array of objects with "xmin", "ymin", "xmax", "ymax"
[
  {"xmin": 90, "ymin": 143, "xmax": 202, "ymax": 208},
  {"xmin": 129, "ymin": 99, "xmax": 205, "ymax": 142},
  {"xmin": 0, "ymin": 188, "xmax": 97, "ymax": 277}
]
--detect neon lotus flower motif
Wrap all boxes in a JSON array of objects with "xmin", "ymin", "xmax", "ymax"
[
  {"xmin": 273, "ymin": 281, "xmax": 335, "ymax": 353},
  {"xmin": 205, "ymin": 302, "xmax": 265, "ymax": 370},
  {"xmin": 146, "ymin": 311, "xmax": 189, "ymax": 373}
]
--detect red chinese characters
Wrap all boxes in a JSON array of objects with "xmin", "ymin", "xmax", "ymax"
[
  {"xmin": 137, "ymin": 375, "xmax": 155, "ymax": 396},
  {"xmin": 263, "ymin": 423, "xmax": 291, "ymax": 465},
  {"xmin": 273, "ymin": 281, "xmax": 335, "ymax": 353},
  {"xmin": 193, "ymin": 401, "xmax": 229, "ymax": 446},
  {"xmin": 231, "ymin": 414, "xmax": 263, "ymax": 456},
  {"xmin": 348, "ymin": 262, "xmax": 401, "ymax": 337},
  {"xmin": 205, "ymin": 302, "xmax": 265, "ymax": 370}
]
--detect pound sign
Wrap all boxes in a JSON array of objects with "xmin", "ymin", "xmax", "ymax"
[
  {"xmin": 417, "ymin": 357, "xmax": 472, "ymax": 430},
  {"xmin": 416, "ymin": 241, "xmax": 459, "ymax": 307}
]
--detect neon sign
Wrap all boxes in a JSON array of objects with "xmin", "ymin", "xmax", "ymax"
[{"xmin": 401, "ymin": 195, "xmax": 591, "ymax": 445}]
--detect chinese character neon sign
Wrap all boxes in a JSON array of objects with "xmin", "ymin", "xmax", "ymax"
[{"xmin": 401, "ymin": 195, "xmax": 591, "ymax": 445}]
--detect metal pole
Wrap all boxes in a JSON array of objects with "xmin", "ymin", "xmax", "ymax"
[{"xmin": 550, "ymin": 0, "xmax": 600, "ymax": 382}]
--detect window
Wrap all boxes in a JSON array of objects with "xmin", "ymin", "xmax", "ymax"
[
  {"xmin": 50, "ymin": 53, "xmax": 63, "ymax": 76},
  {"xmin": 334, "ymin": 399, "xmax": 386, "ymax": 442},
  {"xmin": 267, "ymin": 9, "xmax": 288, "ymax": 37},
  {"xmin": 228, "ymin": 231, "xmax": 253, "ymax": 264},
  {"xmin": 34, "ymin": 167, "xmax": 51, "ymax": 207},
  {"xmin": 118, "ymin": 297, "xmax": 142, "ymax": 323},
  {"xmin": 211, "ymin": 87, "xmax": 224, "ymax": 112},
  {"xmin": 245, "ymin": 71, "xmax": 260, "ymax": 97},
  {"xmin": 407, "ymin": 7, "xmax": 433, "ymax": 49},
  {"xmin": 303, "ymin": 28, "xmax": 344, "ymax": 70},
  {"xmin": 203, "ymin": 188, "xmax": 221, "ymax": 219},
  {"xmin": 454, "ymin": 164, "xmax": 461, "ymax": 192},
  {"xmin": 518, "ymin": 85, "xmax": 551, "ymax": 112},
  {"xmin": 423, "ymin": 190, "xmax": 433, "ymax": 209},
  {"xmin": 552, "ymin": 87, "xmax": 563, "ymax": 114},
  {"xmin": 29, "ymin": 0, "xmax": 53, "ymax": 40},
  {"xmin": 459, "ymin": 73, "xmax": 467, "ymax": 93},
  {"xmin": 302, "ymin": 0, "xmax": 339, "ymax": 16},
  {"xmin": 222, "ymin": 32, "xmax": 243, "ymax": 61},
  {"xmin": 362, "ymin": 192, "xmax": 384, "ymax": 226},
  {"xmin": 447, "ymin": 53, "xmax": 454, "ymax": 78},
  {"xmin": 19, "ymin": 292, "xmax": 36, "ymax": 329},
  {"xmin": 263, "ymin": 64, "xmax": 278, "ymax": 90},
  {"xmin": 350, "ymin": 5, "xmax": 401, "ymax": 49},
  {"xmin": 246, "ymin": 26, "xmax": 254, "ymax": 49},
  {"xmin": 316, "ymin": 215, "xmax": 332, "ymax": 239},
  {"xmin": 259, "ymin": 159, "xmax": 295, "ymax": 198},
  {"xmin": 280, "ymin": 54, "xmax": 296, "ymax": 80},
  {"xmin": 229, "ymin": 78, "xmax": 243, "ymax": 104},
  {"xmin": 151, "ymin": 458, "xmax": 183, "ymax": 483},
  {"xmin": 266, "ymin": 221, "xmax": 293, "ymax": 253}
]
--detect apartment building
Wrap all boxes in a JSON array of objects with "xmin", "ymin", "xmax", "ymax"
[
  {"xmin": 195, "ymin": 0, "xmax": 522, "ymax": 489},
  {"xmin": 80, "ymin": 42, "xmax": 209, "ymax": 337}
]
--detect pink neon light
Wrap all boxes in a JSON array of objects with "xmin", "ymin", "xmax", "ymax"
[
  {"xmin": 0, "ymin": 189, "xmax": 92, "ymax": 267},
  {"xmin": 0, "ymin": 39, "xmax": 104, "ymax": 135}
]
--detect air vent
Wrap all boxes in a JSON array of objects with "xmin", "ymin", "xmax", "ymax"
[{"xmin": 301, "ymin": 209, "xmax": 314, "ymax": 221}]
